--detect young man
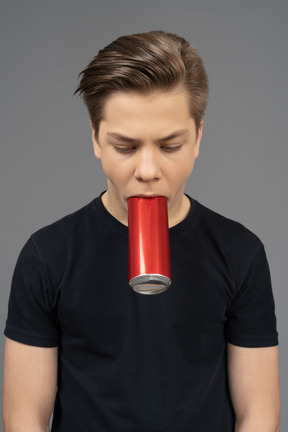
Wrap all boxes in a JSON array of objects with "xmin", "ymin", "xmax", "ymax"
[{"xmin": 3, "ymin": 31, "xmax": 280, "ymax": 431}]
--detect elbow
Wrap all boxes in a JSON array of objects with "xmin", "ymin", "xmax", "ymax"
[
  {"xmin": 235, "ymin": 411, "xmax": 281, "ymax": 432},
  {"xmin": 3, "ymin": 418, "xmax": 50, "ymax": 432},
  {"xmin": 274, "ymin": 413, "xmax": 281, "ymax": 432},
  {"xmin": 269, "ymin": 403, "xmax": 281, "ymax": 432}
]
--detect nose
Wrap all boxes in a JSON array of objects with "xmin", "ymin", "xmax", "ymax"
[{"xmin": 134, "ymin": 148, "xmax": 161, "ymax": 183}]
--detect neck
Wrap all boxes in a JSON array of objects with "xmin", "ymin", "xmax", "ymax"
[{"xmin": 168, "ymin": 194, "xmax": 191, "ymax": 227}]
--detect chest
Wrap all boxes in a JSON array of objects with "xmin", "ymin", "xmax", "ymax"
[{"xmin": 55, "ymin": 234, "xmax": 234, "ymax": 362}]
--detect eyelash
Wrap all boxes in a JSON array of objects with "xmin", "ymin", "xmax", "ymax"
[
  {"xmin": 113, "ymin": 145, "xmax": 183, "ymax": 154},
  {"xmin": 161, "ymin": 144, "xmax": 183, "ymax": 153},
  {"xmin": 114, "ymin": 146, "xmax": 136, "ymax": 154}
]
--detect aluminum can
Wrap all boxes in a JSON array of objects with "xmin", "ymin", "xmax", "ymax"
[{"xmin": 128, "ymin": 196, "xmax": 171, "ymax": 294}]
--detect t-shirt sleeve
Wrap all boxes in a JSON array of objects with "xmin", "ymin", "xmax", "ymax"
[
  {"xmin": 4, "ymin": 237, "xmax": 60, "ymax": 347},
  {"xmin": 225, "ymin": 243, "xmax": 278, "ymax": 348}
]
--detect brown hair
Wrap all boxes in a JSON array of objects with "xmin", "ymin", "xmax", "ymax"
[{"xmin": 75, "ymin": 30, "xmax": 209, "ymax": 137}]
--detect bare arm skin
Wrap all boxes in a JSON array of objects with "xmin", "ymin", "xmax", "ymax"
[
  {"xmin": 227, "ymin": 343, "xmax": 281, "ymax": 432},
  {"xmin": 2, "ymin": 338, "xmax": 58, "ymax": 432}
]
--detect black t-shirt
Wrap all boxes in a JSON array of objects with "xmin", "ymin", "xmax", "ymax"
[{"xmin": 4, "ymin": 196, "xmax": 278, "ymax": 431}]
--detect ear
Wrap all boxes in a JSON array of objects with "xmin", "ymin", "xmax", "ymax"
[
  {"xmin": 194, "ymin": 120, "xmax": 204, "ymax": 159},
  {"xmin": 90, "ymin": 120, "xmax": 101, "ymax": 160}
]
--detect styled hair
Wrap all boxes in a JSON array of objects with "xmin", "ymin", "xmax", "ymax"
[{"xmin": 75, "ymin": 30, "xmax": 209, "ymax": 136}]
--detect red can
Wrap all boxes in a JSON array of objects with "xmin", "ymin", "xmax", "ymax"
[{"xmin": 128, "ymin": 196, "xmax": 171, "ymax": 294}]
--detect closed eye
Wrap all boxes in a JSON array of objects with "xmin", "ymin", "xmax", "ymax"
[
  {"xmin": 113, "ymin": 146, "xmax": 137, "ymax": 154},
  {"xmin": 111, "ymin": 143, "xmax": 183, "ymax": 154},
  {"xmin": 161, "ymin": 144, "xmax": 183, "ymax": 153}
]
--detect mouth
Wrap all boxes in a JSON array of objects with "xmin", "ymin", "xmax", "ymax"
[{"xmin": 128, "ymin": 194, "xmax": 166, "ymax": 199}]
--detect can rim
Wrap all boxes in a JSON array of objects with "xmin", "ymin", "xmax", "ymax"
[
  {"xmin": 129, "ymin": 274, "xmax": 171, "ymax": 287},
  {"xmin": 129, "ymin": 274, "xmax": 171, "ymax": 295}
]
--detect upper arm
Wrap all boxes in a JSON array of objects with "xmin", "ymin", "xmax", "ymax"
[
  {"xmin": 227, "ymin": 343, "xmax": 280, "ymax": 431},
  {"xmin": 3, "ymin": 338, "xmax": 58, "ymax": 431}
]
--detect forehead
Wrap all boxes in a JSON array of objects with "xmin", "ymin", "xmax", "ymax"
[{"xmin": 100, "ymin": 87, "xmax": 194, "ymax": 135}]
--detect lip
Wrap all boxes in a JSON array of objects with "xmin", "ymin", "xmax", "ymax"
[{"xmin": 128, "ymin": 194, "xmax": 166, "ymax": 199}]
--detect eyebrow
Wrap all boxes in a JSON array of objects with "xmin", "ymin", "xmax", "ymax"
[{"xmin": 107, "ymin": 129, "xmax": 189, "ymax": 144}]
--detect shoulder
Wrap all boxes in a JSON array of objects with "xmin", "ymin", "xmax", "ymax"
[
  {"xmin": 194, "ymin": 199, "xmax": 263, "ymax": 250},
  {"xmin": 190, "ymin": 199, "xmax": 266, "ymax": 283},
  {"xmin": 12, "ymin": 198, "xmax": 101, "ymax": 293},
  {"xmin": 13, "ymin": 198, "xmax": 100, "ymax": 279},
  {"xmin": 34, "ymin": 198, "xmax": 97, "ymax": 237},
  {"xmin": 30, "ymin": 198, "xmax": 97, "ymax": 252}
]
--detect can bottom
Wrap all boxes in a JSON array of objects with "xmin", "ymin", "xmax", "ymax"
[{"xmin": 129, "ymin": 274, "xmax": 171, "ymax": 295}]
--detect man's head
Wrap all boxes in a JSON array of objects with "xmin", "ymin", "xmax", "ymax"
[
  {"xmin": 89, "ymin": 87, "xmax": 203, "ymax": 226},
  {"xmin": 75, "ymin": 30, "xmax": 209, "ymax": 138}
]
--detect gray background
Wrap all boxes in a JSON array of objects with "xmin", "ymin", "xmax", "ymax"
[{"xmin": 1, "ymin": 0, "xmax": 287, "ymax": 428}]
